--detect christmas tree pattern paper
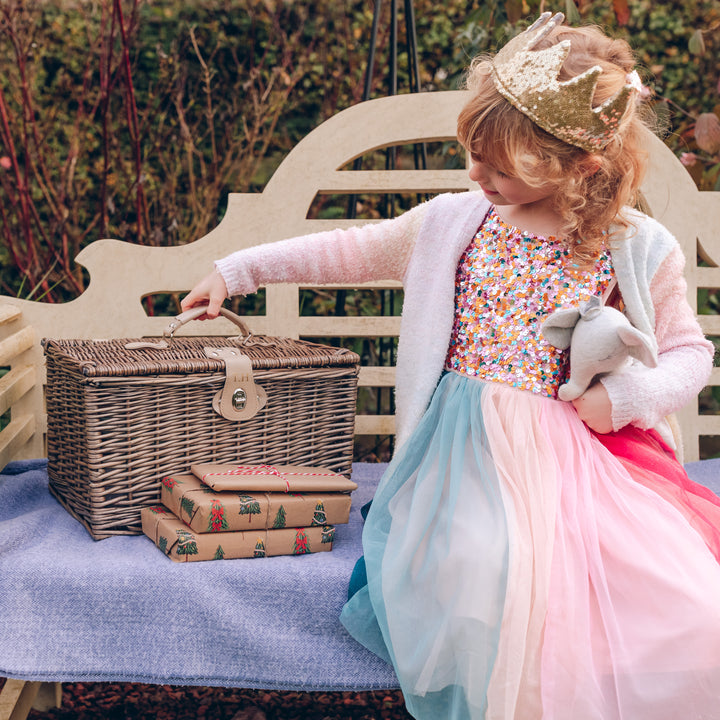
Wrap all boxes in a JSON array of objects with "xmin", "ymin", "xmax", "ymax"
[
  {"xmin": 161, "ymin": 473, "xmax": 352, "ymax": 534},
  {"xmin": 141, "ymin": 505, "xmax": 334, "ymax": 563}
]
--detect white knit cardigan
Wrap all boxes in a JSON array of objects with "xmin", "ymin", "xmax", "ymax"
[{"xmin": 216, "ymin": 191, "xmax": 713, "ymax": 449}]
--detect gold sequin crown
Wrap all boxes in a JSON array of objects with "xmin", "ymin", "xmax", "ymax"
[{"xmin": 490, "ymin": 12, "xmax": 637, "ymax": 152}]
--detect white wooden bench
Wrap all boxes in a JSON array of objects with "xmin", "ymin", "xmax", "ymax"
[{"xmin": 1, "ymin": 90, "xmax": 719, "ymax": 719}]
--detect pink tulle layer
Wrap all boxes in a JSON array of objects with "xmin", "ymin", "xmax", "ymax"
[{"xmin": 482, "ymin": 384, "xmax": 720, "ymax": 720}]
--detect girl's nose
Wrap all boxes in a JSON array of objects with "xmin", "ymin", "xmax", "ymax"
[{"xmin": 469, "ymin": 161, "xmax": 487, "ymax": 183}]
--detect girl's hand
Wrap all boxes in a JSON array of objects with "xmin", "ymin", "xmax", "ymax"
[
  {"xmin": 571, "ymin": 382, "xmax": 614, "ymax": 434},
  {"xmin": 180, "ymin": 268, "xmax": 229, "ymax": 319}
]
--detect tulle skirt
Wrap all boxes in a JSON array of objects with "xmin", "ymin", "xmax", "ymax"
[{"xmin": 340, "ymin": 371, "xmax": 720, "ymax": 720}]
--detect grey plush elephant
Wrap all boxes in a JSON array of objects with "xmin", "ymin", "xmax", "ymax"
[{"xmin": 541, "ymin": 294, "xmax": 657, "ymax": 402}]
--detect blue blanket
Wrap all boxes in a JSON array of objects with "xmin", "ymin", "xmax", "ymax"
[
  {"xmin": 0, "ymin": 460, "xmax": 398, "ymax": 690},
  {"xmin": 2, "ymin": 458, "xmax": 719, "ymax": 691}
]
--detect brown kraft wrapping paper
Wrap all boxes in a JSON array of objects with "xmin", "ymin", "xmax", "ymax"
[
  {"xmin": 141, "ymin": 505, "xmax": 335, "ymax": 562},
  {"xmin": 191, "ymin": 463, "xmax": 358, "ymax": 493},
  {"xmin": 161, "ymin": 473, "xmax": 352, "ymax": 533}
]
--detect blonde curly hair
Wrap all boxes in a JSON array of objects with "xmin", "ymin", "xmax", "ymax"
[{"xmin": 456, "ymin": 23, "xmax": 650, "ymax": 264}]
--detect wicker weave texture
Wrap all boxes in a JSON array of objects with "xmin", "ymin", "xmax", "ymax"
[{"xmin": 43, "ymin": 336, "xmax": 359, "ymax": 540}]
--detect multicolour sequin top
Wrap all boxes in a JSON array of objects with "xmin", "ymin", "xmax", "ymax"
[{"xmin": 445, "ymin": 209, "xmax": 614, "ymax": 397}]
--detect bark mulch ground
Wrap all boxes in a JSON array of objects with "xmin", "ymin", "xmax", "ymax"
[{"xmin": 1, "ymin": 679, "xmax": 413, "ymax": 720}]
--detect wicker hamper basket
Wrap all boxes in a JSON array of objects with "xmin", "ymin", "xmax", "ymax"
[{"xmin": 43, "ymin": 310, "xmax": 360, "ymax": 540}]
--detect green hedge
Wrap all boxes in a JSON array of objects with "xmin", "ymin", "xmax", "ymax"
[{"xmin": 0, "ymin": 0, "xmax": 717, "ymax": 303}]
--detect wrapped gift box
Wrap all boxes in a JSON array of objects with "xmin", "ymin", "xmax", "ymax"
[
  {"xmin": 161, "ymin": 473, "xmax": 352, "ymax": 533},
  {"xmin": 141, "ymin": 505, "xmax": 335, "ymax": 562},
  {"xmin": 191, "ymin": 463, "xmax": 358, "ymax": 493}
]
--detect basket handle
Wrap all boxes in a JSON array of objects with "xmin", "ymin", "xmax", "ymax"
[{"xmin": 164, "ymin": 305, "xmax": 251, "ymax": 338}]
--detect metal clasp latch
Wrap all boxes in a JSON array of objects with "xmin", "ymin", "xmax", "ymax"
[{"xmin": 232, "ymin": 388, "xmax": 247, "ymax": 411}]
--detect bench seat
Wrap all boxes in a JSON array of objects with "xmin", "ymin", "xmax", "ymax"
[{"xmin": 0, "ymin": 460, "xmax": 397, "ymax": 692}]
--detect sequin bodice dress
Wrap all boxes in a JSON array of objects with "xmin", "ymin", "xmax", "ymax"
[{"xmin": 446, "ymin": 208, "xmax": 614, "ymax": 397}]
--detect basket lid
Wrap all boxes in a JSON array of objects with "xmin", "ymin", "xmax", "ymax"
[{"xmin": 42, "ymin": 334, "xmax": 360, "ymax": 378}]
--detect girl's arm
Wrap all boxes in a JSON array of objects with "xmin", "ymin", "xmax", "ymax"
[
  {"xmin": 182, "ymin": 202, "xmax": 428, "ymax": 317},
  {"xmin": 600, "ymin": 244, "xmax": 714, "ymax": 431}
]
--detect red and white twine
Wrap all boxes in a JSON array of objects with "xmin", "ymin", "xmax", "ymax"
[{"xmin": 201, "ymin": 464, "xmax": 337, "ymax": 492}]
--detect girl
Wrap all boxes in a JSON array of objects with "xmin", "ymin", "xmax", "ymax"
[{"xmin": 182, "ymin": 13, "xmax": 720, "ymax": 719}]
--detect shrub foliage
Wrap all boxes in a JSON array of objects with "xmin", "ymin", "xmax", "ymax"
[{"xmin": 0, "ymin": 0, "xmax": 718, "ymax": 302}]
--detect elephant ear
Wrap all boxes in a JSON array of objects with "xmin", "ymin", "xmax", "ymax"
[
  {"xmin": 617, "ymin": 325, "xmax": 658, "ymax": 368},
  {"xmin": 541, "ymin": 308, "xmax": 581, "ymax": 350}
]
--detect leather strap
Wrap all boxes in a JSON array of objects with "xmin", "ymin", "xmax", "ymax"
[
  {"xmin": 165, "ymin": 305, "xmax": 251, "ymax": 338},
  {"xmin": 204, "ymin": 346, "xmax": 267, "ymax": 421}
]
